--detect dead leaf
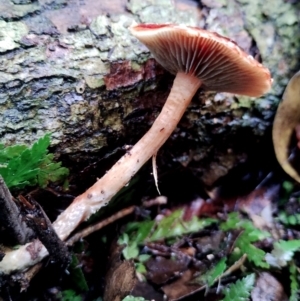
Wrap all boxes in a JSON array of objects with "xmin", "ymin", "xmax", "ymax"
[
  {"xmin": 146, "ymin": 255, "xmax": 190, "ymax": 285},
  {"xmin": 251, "ymin": 272, "xmax": 288, "ymax": 301},
  {"xmin": 273, "ymin": 70, "xmax": 300, "ymax": 182},
  {"xmin": 238, "ymin": 186, "xmax": 279, "ymax": 230},
  {"xmin": 104, "ymin": 245, "xmax": 136, "ymax": 301},
  {"xmin": 162, "ymin": 269, "xmax": 203, "ymax": 301},
  {"xmin": 131, "ymin": 281, "xmax": 164, "ymax": 301}
]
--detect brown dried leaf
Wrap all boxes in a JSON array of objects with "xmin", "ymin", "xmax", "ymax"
[
  {"xmin": 251, "ymin": 272, "xmax": 288, "ymax": 301},
  {"xmin": 273, "ymin": 70, "xmax": 300, "ymax": 182},
  {"xmin": 237, "ymin": 187, "xmax": 277, "ymax": 230},
  {"xmin": 146, "ymin": 255, "xmax": 190, "ymax": 285},
  {"xmin": 104, "ymin": 245, "xmax": 136, "ymax": 301},
  {"xmin": 162, "ymin": 269, "xmax": 204, "ymax": 301},
  {"xmin": 104, "ymin": 260, "xmax": 136, "ymax": 301}
]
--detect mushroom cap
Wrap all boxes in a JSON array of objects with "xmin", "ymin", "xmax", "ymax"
[{"xmin": 130, "ymin": 24, "xmax": 272, "ymax": 97}]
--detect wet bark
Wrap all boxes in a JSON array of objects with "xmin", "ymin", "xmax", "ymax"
[{"xmin": 0, "ymin": 0, "xmax": 299, "ymax": 185}]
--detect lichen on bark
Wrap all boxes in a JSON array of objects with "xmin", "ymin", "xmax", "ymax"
[{"xmin": 0, "ymin": 0, "xmax": 198, "ymax": 155}]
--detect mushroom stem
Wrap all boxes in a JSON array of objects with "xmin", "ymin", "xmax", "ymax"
[{"xmin": 53, "ymin": 72, "xmax": 202, "ymax": 240}]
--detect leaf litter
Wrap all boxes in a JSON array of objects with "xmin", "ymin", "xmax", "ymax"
[{"xmin": 1, "ymin": 127, "xmax": 300, "ymax": 301}]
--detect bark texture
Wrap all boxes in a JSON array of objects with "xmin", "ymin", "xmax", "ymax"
[{"xmin": 0, "ymin": 0, "xmax": 299, "ymax": 185}]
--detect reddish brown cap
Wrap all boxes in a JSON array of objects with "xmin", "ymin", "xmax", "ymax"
[{"xmin": 130, "ymin": 24, "xmax": 272, "ymax": 97}]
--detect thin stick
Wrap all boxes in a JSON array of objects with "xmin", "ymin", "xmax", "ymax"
[
  {"xmin": 67, "ymin": 196, "xmax": 168, "ymax": 246},
  {"xmin": 66, "ymin": 206, "xmax": 135, "ymax": 246}
]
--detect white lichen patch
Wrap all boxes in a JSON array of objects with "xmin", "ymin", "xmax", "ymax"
[{"xmin": 0, "ymin": 20, "xmax": 28, "ymax": 53}]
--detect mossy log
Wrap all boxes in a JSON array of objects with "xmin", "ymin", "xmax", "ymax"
[{"xmin": 0, "ymin": 0, "xmax": 299, "ymax": 185}]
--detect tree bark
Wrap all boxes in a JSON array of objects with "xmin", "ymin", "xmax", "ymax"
[{"xmin": 0, "ymin": 0, "xmax": 299, "ymax": 185}]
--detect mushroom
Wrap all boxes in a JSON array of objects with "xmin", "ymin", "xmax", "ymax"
[
  {"xmin": 0, "ymin": 24, "xmax": 273, "ymax": 275},
  {"xmin": 52, "ymin": 24, "xmax": 272, "ymax": 240}
]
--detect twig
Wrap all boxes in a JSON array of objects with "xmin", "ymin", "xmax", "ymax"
[
  {"xmin": 13, "ymin": 262, "xmax": 44, "ymax": 292},
  {"xmin": 67, "ymin": 196, "xmax": 167, "ymax": 246},
  {"xmin": 0, "ymin": 192, "xmax": 166, "ymax": 275},
  {"xmin": 24, "ymin": 197, "xmax": 71, "ymax": 270},
  {"xmin": 66, "ymin": 206, "xmax": 136, "ymax": 246},
  {"xmin": 0, "ymin": 176, "xmax": 34, "ymax": 245},
  {"xmin": 142, "ymin": 195, "xmax": 167, "ymax": 207}
]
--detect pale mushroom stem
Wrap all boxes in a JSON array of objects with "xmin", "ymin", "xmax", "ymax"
[{"xmin": 53, "ymin": 72, "xmax": 202, "ymax": 240}]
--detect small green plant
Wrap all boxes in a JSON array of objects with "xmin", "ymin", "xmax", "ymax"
[
  {"xmin": 289, "ymin": 261, "xmax": 300, "ymax": 301},
  {"xmin": 118, "ymin": 209, "xmax": 216, "ymax": 274},
  {"xmin": 221, "ymin": 212, "xmax": 270, "ymax": 268},
  {"xmin": 68, "ymin": 254, "xmax": 89, "ymax": 292},
  {"xmin": 60, "ymin": 289, "xmax": 82, "ymax": 301},
  {"xmin": 122, "ymin": 296, "xmax": 148, "ymax": 301},
  {"xmin": 278, "ymin": 211, "xmax": 300, "ymax": 226},
  {"xmin": 117, "ymin": 209, "xmax": 300, "ymax": 300},
  {"xmin": 282, "ymin": 181, "xmax": 294, "ymax": 196},
  {"xmin": 0, "ymin": 134, "xmax": 69, "ymax": 189},
  {"xmin": 118, "ymin": 209, "xmax": 216, "ymax": 261},
  {"xmin": 265, "ymin": 240, "xmax": 300, "ymax": 268},
  {"xmin": 201, "ymin": 257, "xmax": 227, "ymax": 287},
  {"xmin": 221, "ymin": 274, "xmax": 255, "ymax": 301},
  {"xmin": 277, "ymin": 180, "xmax": 300, "ymax": 225}
]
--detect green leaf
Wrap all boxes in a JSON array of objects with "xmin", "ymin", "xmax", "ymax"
[
  {"xmin": 236, "ymin": 235, "xmax": 269, "ymax": 268},
  {"xmin": 0, "ymin": 144, "xmax": 27, "ymax": 161},
  {"xmin": 149, "ymin": 210, "xmax": 216, "ymax": 242},
  {"xmin": 278, "ymin": 212, "xmax": 300, "ymax": 226},
  {"xmin": 221, "ymin": 213, "xmax": 270, "ymax": 268},
  {"xmin": 266, "ymin": 240, "xmax": 300, "ymax": 267},
  {"xmin": 138, "ymin": 254, "xmax": 151, "ymax": 263},
  {"xmin": 122, "ymin": 296, "xmax": 148, "ymax": 301},
  {"xmin": 118, "ymin": 232, "xmax": 129, "ymax": 245},
  {"xmin": 222, "ymin": 274, "xmax": 255, "ymax": 301},
  {"xmin": 0, "ymin": 134, "xmax": 69, "ymax": 189},
  {"xmin": 289, "ymin": 261, "xmax": 300, "ymax": 301},
  {"xmin": 195, "ymin": 257, "xmax": 227, "ymax": 287},
  {"xmin": 149, "ymin": 210, "xmax": 182, "ymax": 241},
  {"xmin": 135, "ymin": 220, "xmax": 155, "ymax": 243},
  {"xmin": 221, "ymin": 213, "xmax": 270, "ymax": 241},
  {"xmin": 283, "ymin": 181, "xmax": 294, "ymax": 195},
  {"xmin": 123, "ymin": 241, "xmax": 139, "ymax": 260},
  {"xmin": 68, "ymin": 254, "xmax": 89, "ymax": 292},
  {"xmin": 37, "ymin": 153, "xmax": 69, "ymax": 187},
  {"xmin": 276, "ymin": 240, "xmax": 300, "ymax": 252},
  {"xmin": 220, "ymin": 212, "xmax": 240, "ymax": 231},
  {"xmin": 207, "ymin": 258, "xmax": 227, "ymax": 287},
  {"xmin": 118, "ymin": 233, "xmax": 139, "ymax": 260},
  {"xmin": 60, "ymin": 289, "xmax": 82, "ymax": 301},
  {"xmin": 135, "ymin": 262, "xmax": 147, "ymax": 274},
  {"xmin": 119, "ymin": 210, "xmax": 216, "ymax": 261}
]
